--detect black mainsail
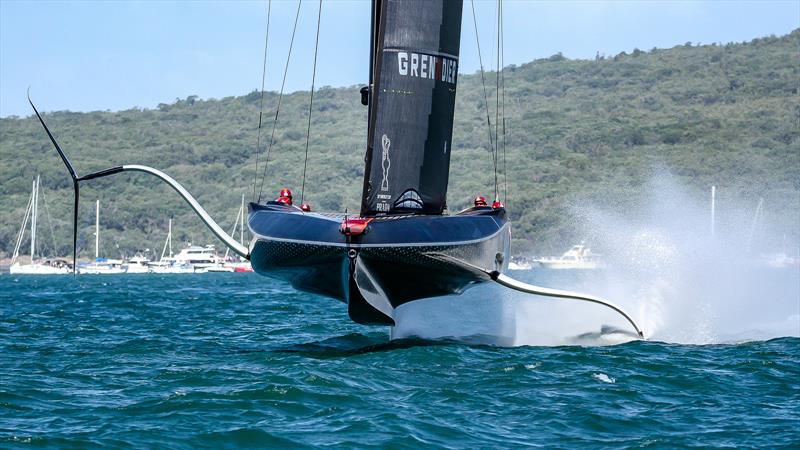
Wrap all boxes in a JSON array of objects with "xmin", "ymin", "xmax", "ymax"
[{"xmin": 361, "ymin": 0, "xmax": 463, "ymax": 216}]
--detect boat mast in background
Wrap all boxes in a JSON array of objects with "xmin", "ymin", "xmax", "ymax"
[
  {"xmin": 223, "ymin": 194, "xmax": 247, "ymax": 260},
  {"xmin": 10, "ymin": 176, "xmax": 70, "ymax": 274},
  {"xmin": 159, "ymin": 218, "xmax": 174, "ymax": 261},
  {"xmin": 746, "ymin": 197, "xmax": 764, "ymax": 253},
  {"xmin": 710, "ymin": 185, "xmax": 716, "ymax": 240},
  {"xmin": 95, "ymin": 200, "xmax": 100, "ymax": 260},
  {"xmin": 31, "ymin": 176, "xmax": 39, "ymax": 263},
  {"xmin": 11, "ymin": 177, "xmax": 37, "ymax": 266}
]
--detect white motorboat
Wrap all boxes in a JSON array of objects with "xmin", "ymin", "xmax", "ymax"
[
  {"xmin": 125, "ymin": 254, "xmax": 151, "ymax": 273},
  {"xmin": 173, "ymin": 244, "xmax": 224, "ymax": 271},
  {"xmin": 149, "ymin": 259, "xmax": 195, "ymax": 274},
  {"xmin": 205, "ymin": 264, "xmax": 235, "ymax": 273},
  {"xmin": 507, "ymin": 256, "xmax": 533, "ymax": 270},
  {"xmin": 147, "ymin": 218, "xmax": 196, "ymax": 273},
  {"xmin": 79, "ymin": 258, "xmax": 126, "ymax": 275},
  {"xmin": 536, "ymin": 244, "xmax": 605, "ymax": 270}
]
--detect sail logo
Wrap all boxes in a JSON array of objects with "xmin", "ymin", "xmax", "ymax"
[
  {"xmin": 380, "ymin": 134, "xmax": 391, "ymax": 192},
  {"xmin": 397, "ymin": 52, "xmax": 457, "ymax": 84}
]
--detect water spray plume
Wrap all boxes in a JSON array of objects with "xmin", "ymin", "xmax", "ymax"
[{"xmin": 391, "ymin": 171, "xmax": 799, "ymax": 346}]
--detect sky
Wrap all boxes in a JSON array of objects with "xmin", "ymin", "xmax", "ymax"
[{"xmin": 1, "ymin": 0, "xmax": 798, "ymax": 117}]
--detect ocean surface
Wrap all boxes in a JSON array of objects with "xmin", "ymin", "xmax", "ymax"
[{"xmin": 1, "ymin": 270, "xmax": 798, "ymax": 448}]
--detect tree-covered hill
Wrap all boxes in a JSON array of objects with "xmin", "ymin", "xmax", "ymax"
[{"xmin": 1, "ymin": 30, "xmax": 797, "ymax": 260}]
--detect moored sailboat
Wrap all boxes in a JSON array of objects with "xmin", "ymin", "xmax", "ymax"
[
  {"xmin": 148, "ymin": 218, "xmax": 195, "ymax": 274},
  {"xmin": 78, "ymin": 200, "xmax": 126, "ymax": 274},
  {"xmin": 9, "ymin": 176, "xmax": 70, "ymax": 275},
  {"xmin": 217, "ymin": 194, "xmax": 252, "ymax": 273}
]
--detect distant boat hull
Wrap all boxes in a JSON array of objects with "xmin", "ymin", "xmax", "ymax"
[
  {"xmin": 248, "ymin": 203, "xmax": 510, "ymax": 325},
  {"xmin": 149, "ymin": 263, "xmax": 195, "ymax": 274},
  {"xmin": 9, "ymin": 262, "xmax": 70, "ymax": 275},
  {"xmin": 535, "ymin": 244, "xmax": 605, "ymax": 270},
  {"xmin": 507, "ymin": 261, "xmax": 533, "ymax": 270},
  {"xmin": 125, "ymin": 264, "xmax": 150, "ymax": 274},
  {"xmin": 537, "ymin": 260, "xmax": 603, "ymax": 270},
  {"xmin": 205, "ymin": 265, "xmax": 235, "ymax": 273},
  {"xmin": 231, "ymin": 262, "xmax": 254, "ymax": 272},
  {"xmin": 78, "ymin": 263, "xmax": 126, "ymax": 275}
]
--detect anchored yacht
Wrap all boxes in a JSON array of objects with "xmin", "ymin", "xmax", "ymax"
[{"xmin": 536, "ymin": 244, "xmax": 605, "ymax": 270}]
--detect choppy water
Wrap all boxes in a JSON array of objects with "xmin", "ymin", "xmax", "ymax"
[{"xmin": 1, "ymin": 271, "xmax": 798, "ymax": 448}]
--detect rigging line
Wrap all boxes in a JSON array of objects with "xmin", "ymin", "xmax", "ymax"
[
  {"xmin": 223, "ymin": 204, "xmax": 241, "ymax": 260},
  {"xmin": 40, "ymin": 184, "xmax": 59, "ymax": 258},
  {"xmin": 257, "ymin": 0, "xmax": 303, "ymax": 203},
  {"xmin": 12, "ymin": 190, "xmax": 34, "ymax": 264},
  {"xmin": 300, "ymin": 0, "xmax": 323, "ymax": 206},
  {"xmin": 494, "ymin": 0, "xmax": 501, "ymax": 201},
  {"xmin": 252, "ymin": 0, "xmax": 272, "ymax": 203},
  {"xmin": 470, "ymin": 0, "xmax": 498, "ymax": 201},
  {"xmin": 500, "ymin": 0, "xmax": 507, "ymax": 205}
]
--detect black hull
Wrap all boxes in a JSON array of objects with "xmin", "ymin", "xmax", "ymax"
[{"xmin": 248, "ymin": 203, "xmax": 510, "ymax": 326}]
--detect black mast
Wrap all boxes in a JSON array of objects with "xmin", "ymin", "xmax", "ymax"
[{"xmin": 360, "ymin": 0, "xmax": 464, "ymax": 216}]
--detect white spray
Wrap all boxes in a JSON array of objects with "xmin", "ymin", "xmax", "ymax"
[{"xmin": 392, "ymin": 172, "xmax": 799, "ymax": 346}]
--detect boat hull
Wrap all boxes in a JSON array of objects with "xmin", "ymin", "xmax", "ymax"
[
  {"xmin": 248, "ymin": 203, "xmax": 510, "ymax": 325},
  {"xmin": 537, "ymin": 261, "xmax": 603, "ymax": 270},
  {"xmin": 9, "ymin": 263, "xmax": 70, "ymax": 275}
]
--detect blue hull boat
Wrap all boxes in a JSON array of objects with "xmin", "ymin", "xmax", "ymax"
[{"xmin": 248, "ymin": 202, "xmax": 510, "ymax": 325}]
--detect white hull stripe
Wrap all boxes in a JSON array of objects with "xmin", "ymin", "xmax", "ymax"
[{"xmin": 250, "ymin": 223, "xmax": 509, "ymax": 250}]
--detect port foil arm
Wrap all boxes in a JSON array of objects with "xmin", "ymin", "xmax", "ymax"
[
  {"xmin": 78, "ymin": 164, "xmax": 249, "ymax": 259},
  {"xmin": 28, "ymin": 95, "xmax": 249, "ymax": 268},
  {"xmin": 118, "ymin": 165, "xmax": 249, "ymax": 259}
]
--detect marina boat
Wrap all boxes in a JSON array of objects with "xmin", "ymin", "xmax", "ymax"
[
  {"xmin": 759, "ymin": 252, "xmax": 800, "ymax": 269},
  {"xmin": 536, "ymin": 244, "xmax": 605, "ymax": 270},
  {"xmin": 9, "ymin": 176, "xmax": 70, "ymax": 275},
  {"xmin": 147, "ymin": 218, "xmax": 195, "ymax": 274},
  {"xmin": 508, "ymin": 257, "xmax": 534, "ymax": 271},
  {"xmin": 78, "ymin": 200, "xmax": 126, "ymax": 274},
  {"xmin": 229, "ymin": 261, "xmax": 254, "ymax": 273},
  {"xmin": 205, "ymin": 264, "xmax": 235, "ymax": 273},
  {"xmin": 149, "ymin": 259, "xmax": 195, "ymax": 274},
  {"xmin": 217, "ymin": 194, "xmax": 253, "ymax": 273},
  {"xmin": 79, "ymin": 258, "xmax": 126, "ymax": 275},
  {"xmin": 125, "ymin": 254, "xmax": 151, "ymax": 273},
  {"xmin": 172, "ymin": 245, "xmax": 224, "ymax": 273},
  {"xmin": 30, "ymin": 0, "xmax": 644, "ymax": 338},
  {"xmin": 10, "ymin": 258, "xmax": 71, "ymax": 275}
]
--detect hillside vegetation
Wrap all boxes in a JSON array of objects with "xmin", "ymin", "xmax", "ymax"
[{"xmin": 1, "ymin": 30, "xmax": 798, "ymax": 259}]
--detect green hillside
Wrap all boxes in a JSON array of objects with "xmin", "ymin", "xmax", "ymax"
[{"xmin": 1, "ymin": 30, "xmax": 798, "ymax": 260}]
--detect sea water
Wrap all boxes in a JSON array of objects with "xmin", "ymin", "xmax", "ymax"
[{"xmin": 1, "ymin": 271, "xmax": 798, "ymax": 448}]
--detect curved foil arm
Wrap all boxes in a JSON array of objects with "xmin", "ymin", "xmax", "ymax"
[
  {"xmin": 426, "ymin": 252, "xmax": 644, "ymax": 339},
  {"xmin": 492, "ymin": 273, "xmax": 644, "ymax": 339},
  {"xmin": 29, "ymin": 95, "xmax": 248, "ymax": 268},
  {"xmin": 119, "ymin": 165, "xmax": 249, "ymax": 259}
]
